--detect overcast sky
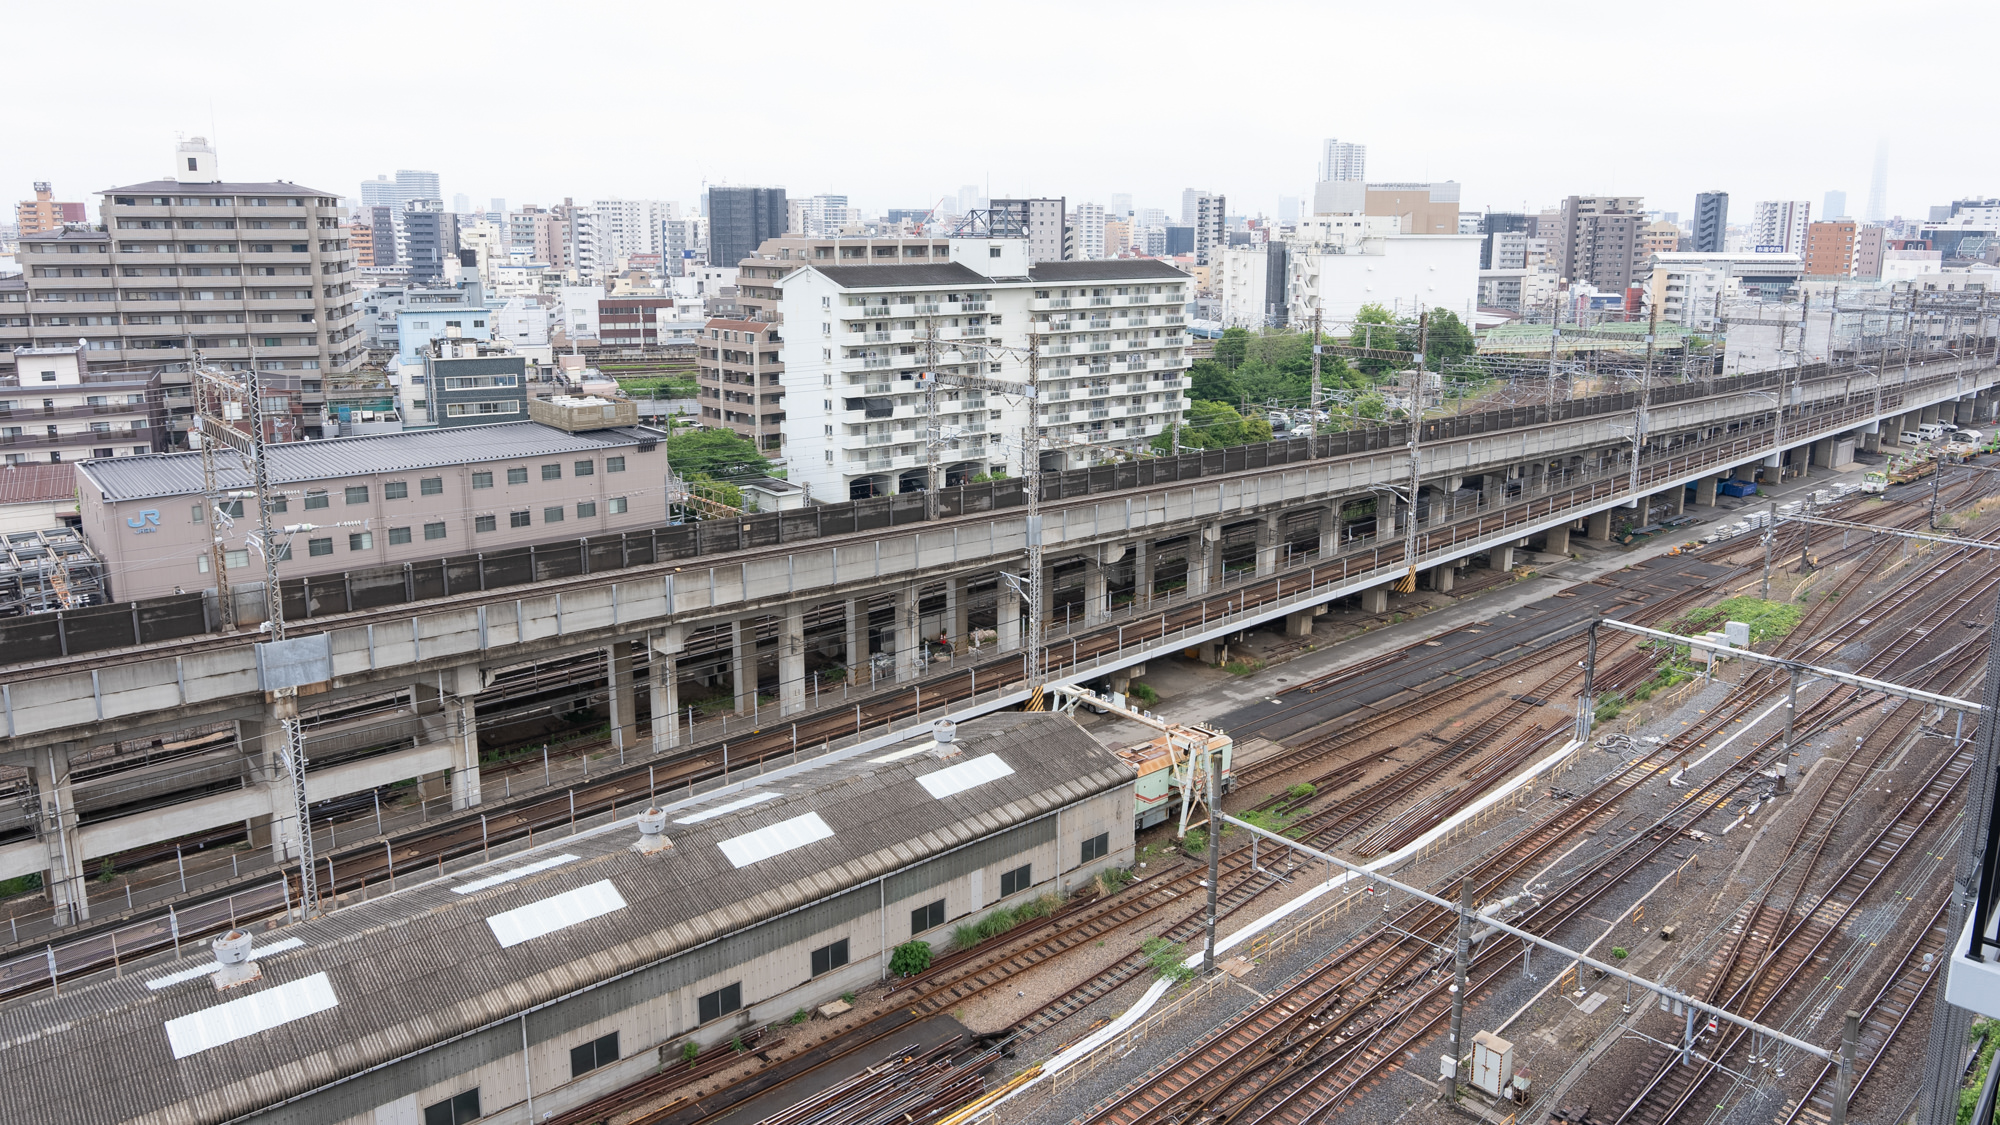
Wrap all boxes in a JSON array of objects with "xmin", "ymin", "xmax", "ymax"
[{"xmin": 8, "ymin": 0, "xmax": 1994, "ymax": 226}]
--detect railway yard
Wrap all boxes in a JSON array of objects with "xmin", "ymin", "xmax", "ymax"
[{"xmin": 6, "ymin": 452, "xmax": 2000, "ymax": 1125}]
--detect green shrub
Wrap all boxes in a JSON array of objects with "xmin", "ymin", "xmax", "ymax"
[
  {"xmin": 1094, "ymin": 867, "xmax": 1136, "ymax": 896},
  {"xmin": 1285, "ymin": 782, "xmax": 1317, "ymax": 801},
  {"xmin": 789, "ymin": 1008, "xmax": 809, "ymax": 1025},
  {"xmin": 1142, "ymin": 937, "xmax": 1196, "ymax": 984},
  {"xmin": 1128, "ymin": 681, "xmax": 1159, "ymax": 705},
  {"xmin": 1238, "ymin": 808, "xmax": 1296, "ymax": 836},
  {"xmin": 1679, "ymin": 597, "xmax": 1804, "ymax": 646},
  {"xmin": 1962, "ymin": 1019, "xmax": 2000, "ymax": 1124},
  {"xmin": 730, "ymin": 1035, "xmax": 745, "ymax": 1052},
  {"xmin": 680, "ymin": 1040, "xmax": 700, "ymax": 1065},
  {"xmin": 890, "ymin": 940, "xmax": 934, "ymax": 976},
  {"xmin": 1611, "ymin": 946, "xmax": 1628, "ymax": 960},
  {"xmin": 841, "ymin": 991, "xmax": 856, "ymax": 1004}
]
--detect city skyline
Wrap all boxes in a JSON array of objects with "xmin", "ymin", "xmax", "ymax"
[{"xmin": 2, "ymin": 0, "xmax": 1990, "ymax": 225}]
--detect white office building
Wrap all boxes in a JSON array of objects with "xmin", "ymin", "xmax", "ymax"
[
  {"xmin": 779, "ymin": 241, "xmax": 1191, "ymax": 500},
  {"xmin": 1071, "ymin": 202, "xmax": 1107, "ymax": 260},
  {"xmin": 1285, "ymin": 218, "xmax": 1480, "ymax": 326},
  {"xmin": 593, "ymin": 199, "xmax": 680, "ymax": 266},
  {"xmin": 1750, "ymin": 200, "xmax": 1812, "ymax": 254},
  {"xmin": 1318, "ymin": 139, "xmax": 1366, "ymax": 183}
]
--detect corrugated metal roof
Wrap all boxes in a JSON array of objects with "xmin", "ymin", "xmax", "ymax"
[
  {"xmin": 0, "ymin": 463, "xmax": 79, "ymax": 505},
  {"xmin": 0, "ymin": 712, "xmax": 1132, "ymax": 1125},
  {"xmin": 674, "ymin": 791, "xmax": 782, "ymax": 824},
  {"xmin": 163, "ymin": 972, "xmax": 339, "ymax": 1060},
  {"xmin": 811, "ymin": 262, "xmax": 990, "ymax": 288},
  {"xmin": 76, "ymin": 421, "xmax": 667, "ymax": 501},
  {"xmin": 484, "ymin": 880, "xmax": 628, "ymax": 948},
  {"xmin": 452, "ymin": 854, "xmax": 581, "ymax": 895},
  {"xmin": 1027, "ymin": 259, "xmax": 1191, "ymax": 282},
  {"xmin": 716, "ymin": 811, "xmax": 835, "ymax": 867}
]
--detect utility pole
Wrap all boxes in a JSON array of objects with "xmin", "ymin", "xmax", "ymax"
[
  {"xmin": 1546, "ymin": 290, "xmax": 1563, "ymax": 409},
  {"xmin": 922, "ymin": 317, "xmax": 942, "ymax": 520},
  {"xmin": 1630, "ymin": 300, "xmax": 1658, "ymax": 501},
  {"xmin": 1446, "ymin": 877, "xmax": 1475, "ymax": 1102},
  {"xmin": 1397, "ymin": 311, "xmax": 1428, "ymax": 593},
  {"xmin": 1022, "ymin": 331, "xmax": 1047, "ymax": 709},
  {"xmin": 1761, "ymin": 501, "xmax": 1778, "ymax": 599},
  {"xmin": 1202, "ymin": 739, "xmax": 1221, "ymax": 976},
  {"xmin": 191, "ymin": 346, "xmax": 236, "ymax": 632}
]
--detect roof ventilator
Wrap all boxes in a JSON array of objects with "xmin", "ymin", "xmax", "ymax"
[
  {"xmin": 634, "ymin": 806, "xmax": 674, "ymax": 853},
  {"xmin": 210, "ymin": 929, "xmax": 261, "ymax": 990},
  {"xmin": 930, "ymin": 718, "xmax": 960, "ymax": 758}
]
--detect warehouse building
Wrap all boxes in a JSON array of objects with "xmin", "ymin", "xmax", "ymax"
[
  {"xmin": 75, "ymin": 419, "xmax": 669, "ymax": 601},
  {"xmin": 0, "ymin": 712, "xmax": 1136, "ymax": 1125}
]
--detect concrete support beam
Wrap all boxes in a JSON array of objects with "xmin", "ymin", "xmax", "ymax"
[
  {"xmin": 1488, "ymin": 545, "xmax": 1515, "ymax": 571},
  {"xmin": 731, "ymin": 619, "xmax": 752, "ymax": 714},
  {"xmin": 1360, "ymin": 586, "xmax": 1389, "ymax": 614},
  {"xmin": 1668, "ymin": 485, "xmax": 1686, "ymax": 517},
  {"xmin": 1082, "ymin": 560, "xmax": 1109, "ymax": 626},
  {"xmin": 843, "ymin": 598, "xmax": 863, "ymax": 672},
  {"xmin": 948, "ymin": 576, "xmax": 969, "ymax": 643},
  {"xmin": 1733, "ymin": 464, "xmax": 1758, "ymax": 482},
  {"xmin": 1586, "ymin": 509, "xmax": 1613, "ymax": 541},
  {"xmin": 252, "ymin": 704, "xmax": 304, "ymax": 864},
  {"xmin": 1254, "ymin": 512, "xmax": 1281, "ymax": 577},
  {"xmin": 895, "ymin": 586, "xmax": 921, "ymax": 683},
  {"xmin": 1431, "ymin": 564, "xmax": 1456, "ymax": 593},
  {"xmin": 648, "ymin": 626, "xmax": 685, "ymax": 752},
  {"xmin": 1695, "ymin": 476, "xmax": 1718, "ymax": 506},
  {"xmin": 604, "ymin": 642, "xmax": 636, "ymax": 759},
  {"xmin": 778, "ymin": 602, "xmax": 806, "ymax": 716},
  {"xmin": 1133, "ymin": 539, "xmax": 1154, "ymax": 605},
  {"xmin": 1285, "ymin": 608, "xmax": 1315, "ymax": 637},
  {"xmin": 1194, "ymin": 524, "xmax": 1221, "ymax": 595},
  {"xmin": 33, "ymin": 744, "xmax": 88, "ymax": 924},
  {"xmin": 997, "ymin": 581, "xmax": 1021, "ymax": 652},
  {"xmin": 1108, "ymin": 669, "xmax": 1131, "ymax": 695},
  {"xmin": 1543, "ymin": 523, "xmax": 1571, "ymax": 555}
]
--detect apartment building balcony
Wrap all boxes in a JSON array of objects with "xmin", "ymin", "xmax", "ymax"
[
  {"xmin": 1087, "ymin": 384, "xmax": 1111, "ymax": 397},
  {"xmin": 1164, "ymin": 314, "xmax": 1185, "ymax": 324},
  {"xmin": 1086, "ymin": 295, "xmax": 1114, "ymax": 306},
  {"xmin": 1029, "ymin": 297, "xmax": 1074, "ymax": 311},
  {"xmin": 1087, "ymin": 318, "xmax": 1111, "ymax": 329},
  {"xmin": 1030, "ymin": 319, "xmax": 1078, "ymax": 335},
  {"xmin": 953, "ymin": 300, "xmax": 988, "ymax": 313},
  {"xmin": 1126, "ymin": 292, "xmax": 1154, "ymax": 305}
]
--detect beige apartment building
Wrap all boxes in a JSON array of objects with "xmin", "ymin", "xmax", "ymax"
[
  {"xmin": 0, "ymin": 139, "xmax": 363, "ymax": 444},
  {"xmin": 2, "ymin": 343, "xmax": 161, "ymax": 465},
  {"xmin": 699, "ymin": 235, "xmax": 952, "ymax": 454}
]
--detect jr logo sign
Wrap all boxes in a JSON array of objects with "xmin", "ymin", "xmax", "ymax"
[{"xmin": 127, "ymin": 509, "xmax": 161, "ymax": 533}]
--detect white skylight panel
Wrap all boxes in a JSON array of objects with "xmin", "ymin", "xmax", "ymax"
[
  {"xmin": 163, "ymin": 972, "xmax": 338, "ymax": 1059},
  {"xmin": 484, "ymin": 880, "xmax": 628, "ymax": 948},
  {"xmin": 453, "ymin": 853, "xmax": 582, "ymax": 894},
  {"xmin": 716, "ymin": 812, "xmax": 835, "ymax": 868},
  {"xmin": 916, "ymin": 753, "xmax": 1015, "ymax": 799},
  {"xmin": 674, "ymin": 792, "xmax": 783, "ymax": 824},
  {"xmin": 869, "ymin": 742, "xmax": 940, "ymax": 764},
  {"xmin": 146, "ymin": 938, "xmax": 306, "ymax": 991}
]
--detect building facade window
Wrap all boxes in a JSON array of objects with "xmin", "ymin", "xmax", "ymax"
[
  {"xmin": 1080, "ymin": 832, "xmax": 1109, "ymax": 864},
  {"xmin": 510, "ymin": 510, "xmax": 530, "ymax": 528},
  {"xmin": 697, "ymin": 983, "xmax": 742, "ymax": 1024},
  {"xmin": 420, "ymin": 476, "xmax": 443, "ymax": 495},
  {"xmin": 577, "ymin": 501, "xmax": 597, "ymax": 518},
  {"xmin": 344, "ymin": 485, "xmax": 368, "ymax": 504},
  {"xmin": 574, "ymin": 459, "xmax": 594, "ymax": 476},
  {"xmin": 308, "ymin": 537, "xmax": 332, "ymax": 556},
  {"xmin": 507, "ymin": 467, "xmax": 528, "ymax": 485},
  {"xmin": 475, "ymin": 514, "xmax": 496, "ymax": 532},
  {"xmin": 303, "ymin": 489, "xmax": 328, "ymax": 509},
  {"xmin": 569, "ymin": 1032, "xmax": 620, "ymax": 1078},
  {"xmin": 384, "ymin": 481, "xmax": 408, "ymax": 499},
  {"xmin": 544, "ymin": 506, "xmax": 564, "ymax": 523},
  {"xmin": 472, "ymin": 471, "xmax": 493, "ymax": 489},
  {"xmin": 608, "ymin": 497, "xmax": 628, "ymax": 514},
  {"xmin": 388, "ymin": 526, "xmax": 411, "ymax": 545},
  {"xmin": 424, "ymin": 521, "xmax": 447, "ymax": 540},
  {"xmin": 811, "ymin": 939, "xmax": 850, "ymax": 977},
  {"xmin": 606, "ymin": 456, "xmax": 626, "ymax": 472},
  {"xmin": 349, "ymin": 531, "xmax": 373, "ymax": 550},
  {"xmin": 911, "ymin": 899, "xmax": 946, "ymax": 934},
  {"xmin": 999, "ymin": 864, "xmax": 1032, "ymax": 897},
  {"xmin": 541, "ymin": 463, "xmax": 561, "ymax": 481},
  {"xmin": 422, "ymin": 1089, "xmax": 481, "ymax": 1125}
]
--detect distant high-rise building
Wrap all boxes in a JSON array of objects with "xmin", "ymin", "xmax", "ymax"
[
  {"xmin": 1110, "ymin": 193, "xmax": 1132, "ymax": 217},
  {"xmin": 368, "ymin": 204, "xmax": 398, "ymax": 266},
  {"xmin": 1866, "ymin": 141, "xmax": 1889, "ymax": 223},
  {"xmin": 1693, "ymin": 191, "xmax": 1729, "ymax": 253},
  {"xmin": 489, "ymin": 197, "xmax": 507, "ymax": 216},
  {"xmin": 359, "ymin": 175, "xmax": 397, "ymax": 207},
  {"xmin": 594, "ymin": 198, "xmax": 680, "ymax": 262},
  {"xmin": 1552, "ymin": 195, "xmax": 1646, "ymax": 290},
  {"xmin": 798, "ymin": 194, "xmax": 858, "ymax": 238},
  {"xmin": 1803, "ymin": 220, "xmax": 1859, "ymax": 277},
  {"xmin": 452, "ymin": 193, "xmax": 471, "ymax": 214},
  {"xmin": 1164, "ymin": 225, "xmax": 1194, "ymax": 256},
  {"xmin": 957, "ymin": 184, "xmax": 984, "ymax": 215},
  {"xmin": 1194, "ymin": 193, "xmax": 1227, "ymax": 266},
  {"xmin": 1182, "ymin": 188, "xmax": 1206, "ymax": 226},
  {"xmin": 706, "ymin": 186, "xmax": 788, "ymax": 270},
  {"xmin": 396, "ymin": 170, "xmax": 441, "ymax": 205},
  {"xmin": 1279, "ymin": 195, "xmax": 1301, "ymax": 224},
  {"xmin": 1318, "ymin": 139, "xmax": 1366, "ymax": 183},
  {"xmin": 989, "ymin": 197, "xmax": 1067, "ymax": 262},
  {"xmin": 1750, "ymin": 200, "xmax": 1811, "ymax": 253},
  {"xmin": 14, "ymin": 181, "xmax": 85, "ymax": 236},
  {"xmin": 403, "ymin": 200, "xmax": 455, "ymax": 282},
  {"xmin": 1478, "ymin": 213, "xmax": 1532, "ymax": 269},
  {"xmin": 1823, "ymin": 190, "xmax": 1848, "ymax": 220},
  {"xmin": 1071, "ymin": 201, "xmax": 1107, "ymax": 259}
]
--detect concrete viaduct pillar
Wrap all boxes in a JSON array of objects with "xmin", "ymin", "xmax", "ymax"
[
  {"xmin": 1318, "ymin": 504, "xmax": 1341, "ymax": 559},
  {"xmin": 895, "ymin": 585, "xmax": 921, "ymax": 683},
  {"xmin": 33, "ymin": 744, "xmax": 88, "ymax": 924},
  {"xmin": 1695, "ymin": 476, "xmax": 1718, "ymax": 506},
  {"xmin": 249, "ymin": 702, "xmax": 305, "ymax": 864},
  {"xmin": 1586, "ymin": 509, "xmax": 1614, "ymax": 541},
  {"xmin": 730, "ymin": 619, "xmax": 752, "ymax": 714},
  {"xmin": 1488, "ymin": 545, "xmax": 1515, "ymax": 571},
  {"xmin": 1359, "ymin": 585, "xmax": 1389, "ymax": 614},
  {"xmin": 1133, "ymin": 539, "xmax": 1154, "ymax": 606},
  {"xmin": 604, "ymin": 642, "xmax": 637, "ymax": 759},
  {"xmin": 779, "ymin": 603, "xmax": 807, "ymax": 716},
  {"xmin": 843, "ymin": 597, "xmax": 864, "ymax": 676},
  {"xmin": 1194, "ymin": 524, "xmax": 1221, "ymax": 595},
  {"xmin": 415, "ymin": 665, "xmax": 485, "ymax": 809},
  {"xmin": 649, "ymin": 626, "xmax": 684, "ymax": 752},
  {"xmin": 1086, "ymin": 544, "xmax": 1125, "ymax": 626},
  {"xmin": 1543, "ymin": 522, "xmax": 1571, "ymax": 554},
  {"xmin": 1667, "ymin": 485, "xmax": 1686, "ymax": 517},
  {"xmin": 997, "ymin": 578, "xmax": 1022, "ymax": 652},
  {"xmin": 1254, "ymin": 512, "xmax": 1281, "ymax": 577},
  {"xmin": 948, "ymin": 577, "xmax": 970, "ymax": 643},
  {"xmin": 1429, "ymin": 564, "xmax": 1456, "ymax": 593}
]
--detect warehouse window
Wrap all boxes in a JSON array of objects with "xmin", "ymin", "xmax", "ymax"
[
  {"xmin": 303, "ymin": 489, "xmax": 328, "ymax": 509},
  {"xmin": 574, "ymin": 459, "xmax": 594, "ymax": 476},
  {"xmin": 999, "ymin": 864, "xmax": 1032, "ymax": 897},
  {"xmin": 507, "ymin": 467, "xmax": 528, "ymax": 485},
  {"xmin": 265, "ymin": 495, "xmax": 287, "ymax": 513},
  {"xmin": 475, "ymin": 514, "xmax": 497, "ymax": 532},
  {"xmin": 422, "ymin": 1089, "xmax": 480, "ymax": 1125},
  {"xmin": 471, "ymin": 471, "xmax": 492, "ymax": 489},
  {"xmin": 569, "ymin": 1031, "xmax": 620, "ymax": 1078},
  {"xmin": 345, "ymin": 485, "xmax": 368, "ymax": 504},
  {"xmin": 544, "ymin": 506, "xmax": 564, "ymax": 523},
  {"xmin": 606, "ymin": 455, "xmax": 626, "ymax": 472},
  {"xmin": 384, "ymin": 481, "xmax": 408, "ymax": 500},
  {"xmin": 388, "ymin": 526, "xmax": 411, "ymax": 545},
  {"xmin": 608, "ymin": 497, "xmax": 628, "ymax": 514},
  {"xmin": 577, "ymin": 500, "xmax": 597, "ymax": 518},
  {"xmin": 420, "ymin": 476, "xmax": 443, "ymax": 495},
  {"xmin": 1081, "ymin": 832, "xmax": 1109, "ymax": 864},
  {"xmin": 911, "ymin": 899, "xmax": 945, "ymax": 935},
  {"xmin": 510, "ymin": 510, "xmax": 530, "ymax": 528},
  {"xmin": 308, "ymin": 537, "xmax": 332, "ymax": 556},
  {"xmin": 541, "ymin": 463, "xmax": 561, "ymax": 481},
  {"xmin": 349, "ymin": 531, "xmax": 372, "ymax": 551},
  {"xmin": 811, "ymin": 939, "xmax": 850, "ymax": 977},
  {"xmin": 697, "ymin": 983, "xmax": 742, "ymax": 1024},
  {"xmin": 424, "ymin": 521, "xmax": 446, "ymax": 540}
]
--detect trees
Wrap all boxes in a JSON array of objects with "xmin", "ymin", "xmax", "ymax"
[
  {"xmin": 1151, "ymin": 400, "xmax": 1272, "ymax": 453},
  {"xmin": 1212, "ymin": 327, "xmax": 1250, "ymax": 369},
  {"xmin": 667, "ymin": 427, "xmax": 769, "ymax": 482}
]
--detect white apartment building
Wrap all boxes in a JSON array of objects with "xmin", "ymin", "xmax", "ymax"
[
  {"xmin": 1647, "ymin": 259, "xmax": 1734, "ymax": 330},
  {"xmin": 1071, "ymin": 202, "xmax": 1107, "ymax": 260},
  {"xmin": 1215, "ymin": 216, "xmax": 1479, "ymax": 328},
  {"xmin": 593, "ymin": 199, "xmax": 679, "ymax": 265},
  {"xmin": 1750, "ymin": 200, "xmax": 1811, "ymax": 254},
  {"xmin": 779, "ymin": 240, "xmax": 1191, "ymax": 500},
  {"xmin": 1217, "ymin": 246, "xmax": 1278, "ymax": 328}
]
